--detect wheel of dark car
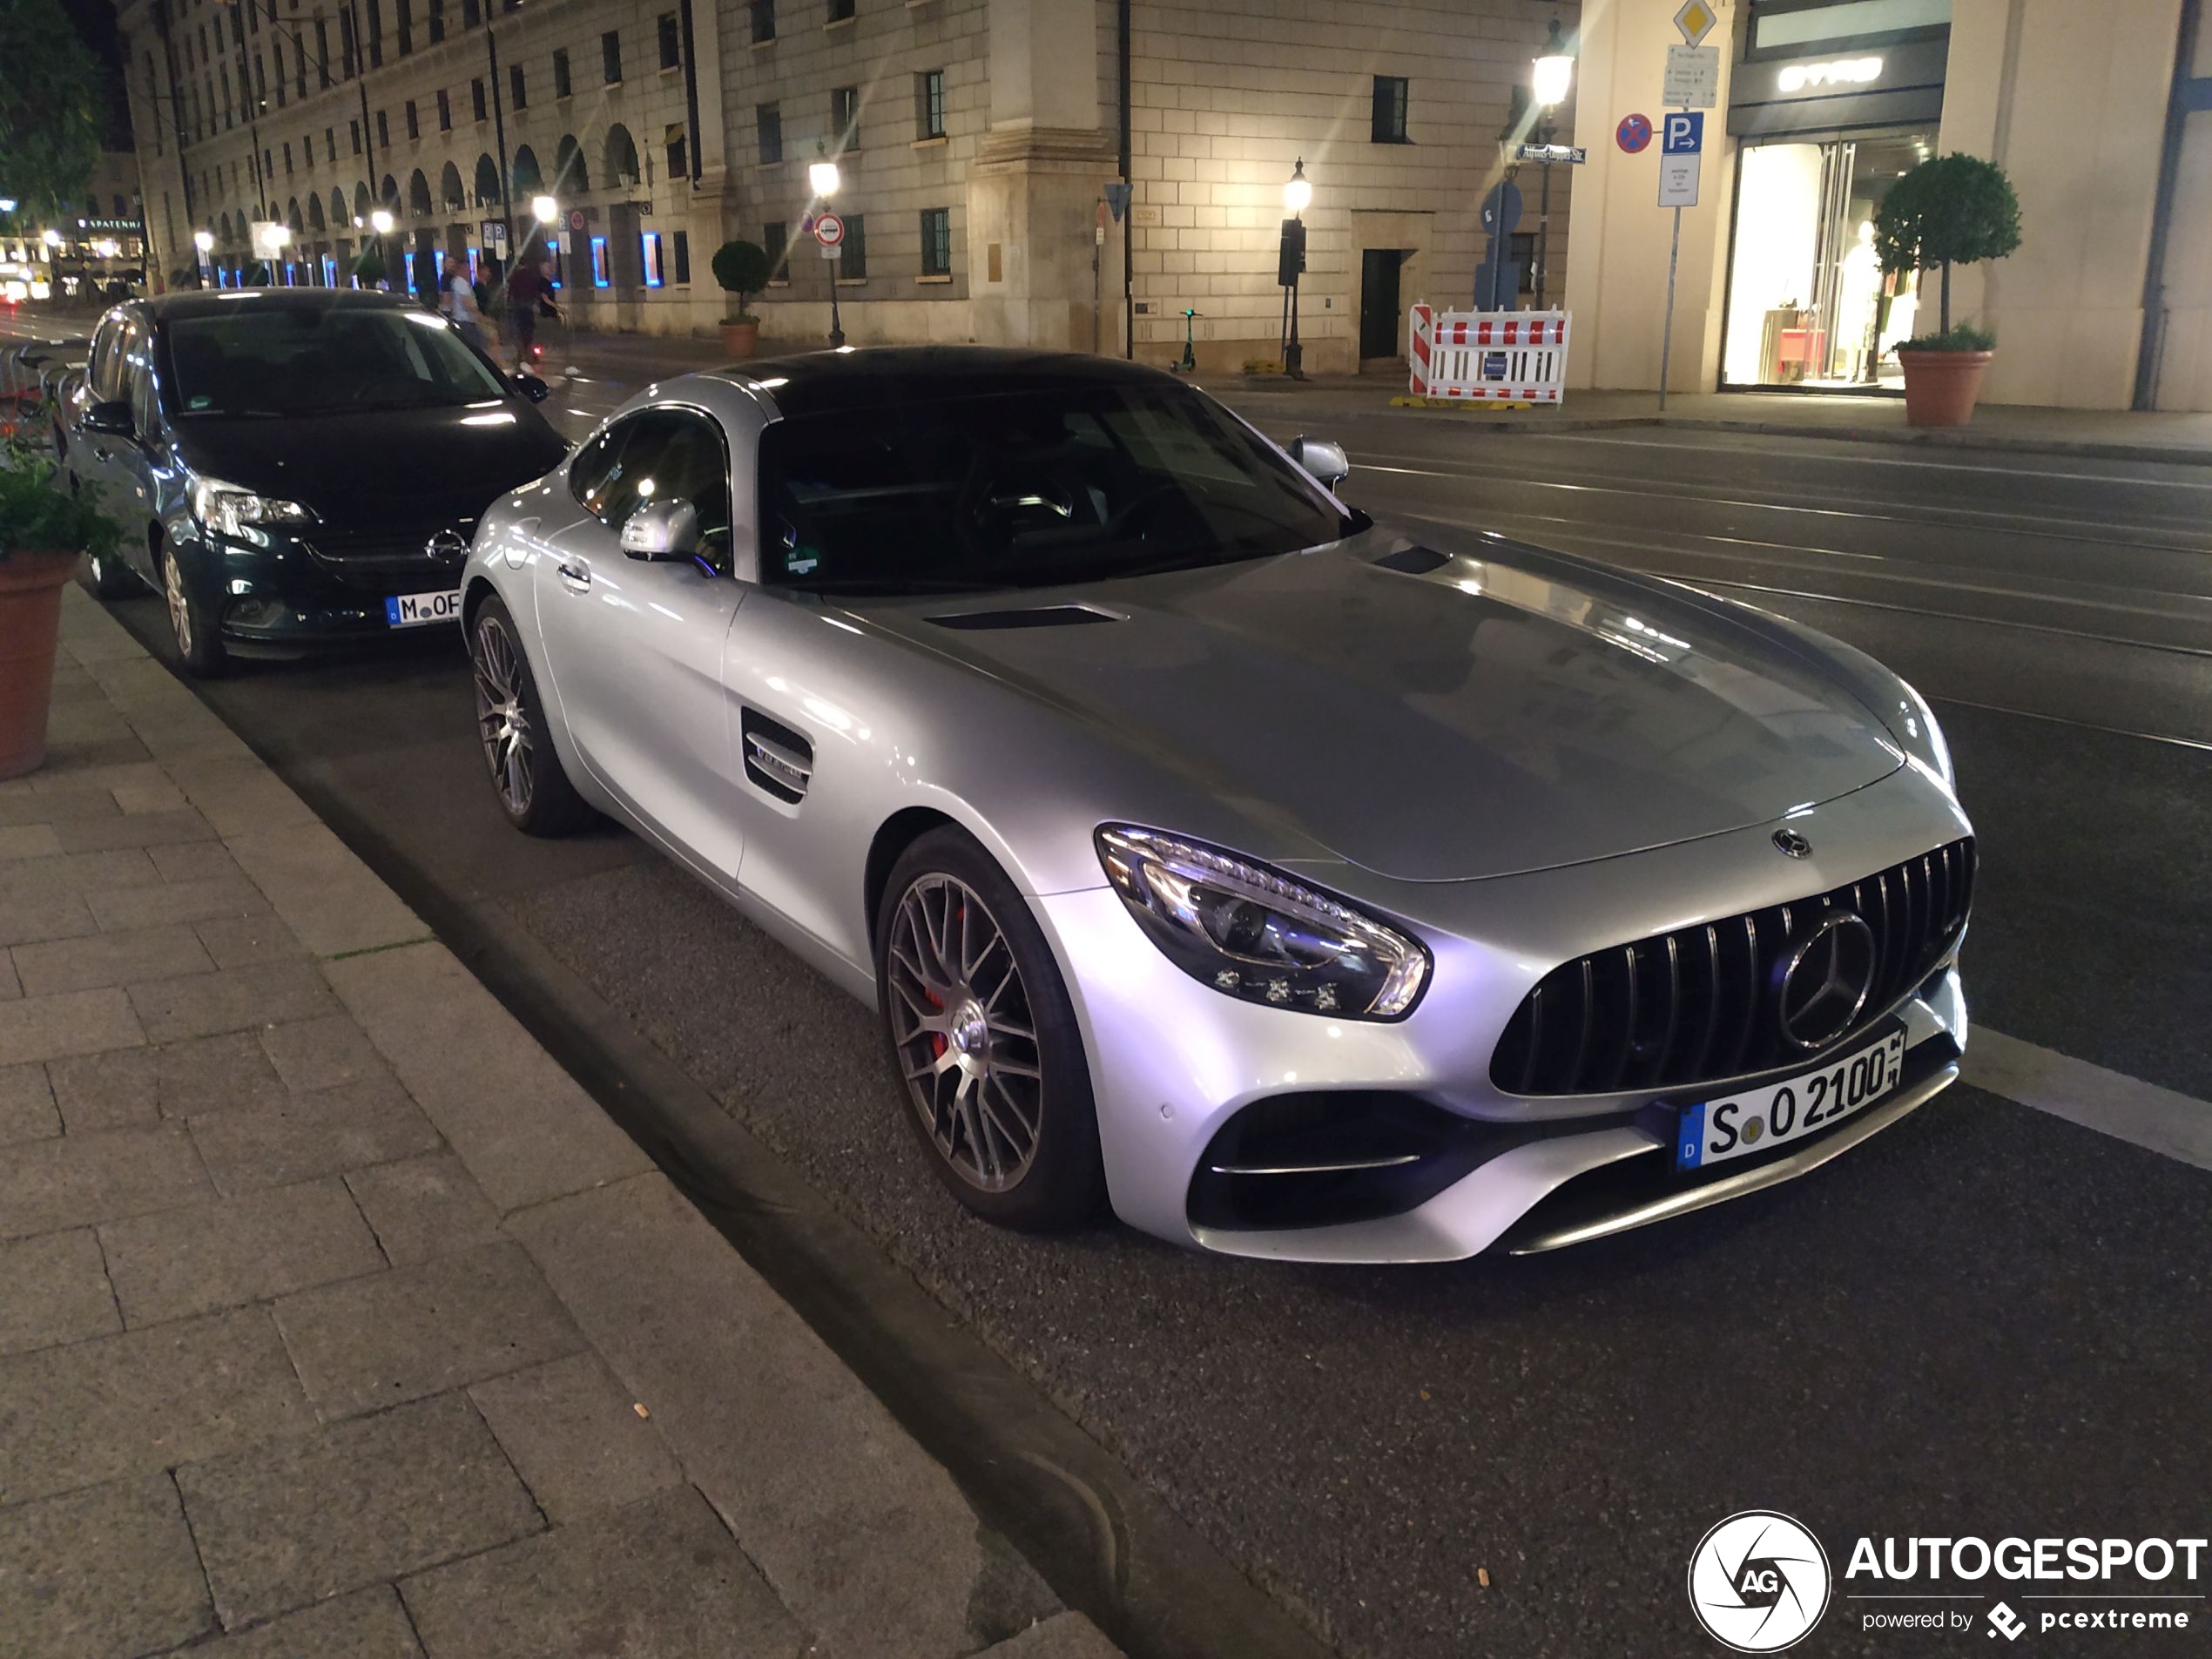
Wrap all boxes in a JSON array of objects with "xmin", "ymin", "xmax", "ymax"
[
  {"xmin": 161, "ymin": 545, "xmax": 227, "ymax": 678},
  {"xmin": 874, "ymin": 826, "xmax": 1106, "ymax": 1231},
  {"xmin": 469, "ymin": 594, "xmax": 591, "ymax": 837},
  {"xmin": 78, "ymin": 542, "xmax": 138, "ymax": 600}
]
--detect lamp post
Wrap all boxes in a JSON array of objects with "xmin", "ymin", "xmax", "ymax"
[
  {"xmin": 1530, "ymin": 18, "xmax": 1574, "ymax": 310},
  {"xmin": 809, "ymin": 145, "xmax": 844, "ymax": 348},
  {"xmin": 192, "ymin": 228, "xmax": 214, "ymax": 287},
  {"xmin": 1278, "ymin": 157, "xmax": 1311, "ymax": 381}
]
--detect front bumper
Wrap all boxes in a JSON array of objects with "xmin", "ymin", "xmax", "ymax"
[
  {"xmin": 1033, "ymin": 762, "xmax": 1973, "ymax": 1264},
  {"xmin": 178, "ymin": 524, "xmax": 469, "ymax": 652}
]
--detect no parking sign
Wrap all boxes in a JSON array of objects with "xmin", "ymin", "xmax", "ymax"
[{"xmin": 1616, "ymin": 113, "xmax": 1652, "ymax": 154}]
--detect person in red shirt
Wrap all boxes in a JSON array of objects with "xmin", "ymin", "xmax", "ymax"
[{"xmin": 505, "ymin": 254, "xmax": 561, "ymax": 359}]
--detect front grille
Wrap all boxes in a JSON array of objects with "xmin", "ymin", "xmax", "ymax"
[
  {"xmin": 1490, "ymin": 837, "xmax": 1974, "ymax": 1097},
  {"xmin": 303, "ymin": 524, "xmax": 474, "ymax": 593}
]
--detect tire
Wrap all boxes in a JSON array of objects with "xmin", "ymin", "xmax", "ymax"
[
  {"xmin": 874, "ymin": 826, "xmax": 1107, "ymax": 1231},
  {"xmin": 469, "ymin": 593, "xmax": 592, "ymax": 837},
  {"xmin": 78, "ymin": 543, "xmax": 139, "ymax": 599},
  {"xmin": 160, "ymin": 543, "xmax": 227, "ymax": 678}
]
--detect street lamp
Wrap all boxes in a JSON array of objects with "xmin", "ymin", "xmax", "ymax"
[
  {"xmin": 192, "ymin": 228, "xmax": 214, "ymax": 288},
  {"xmin": 1530, "ymin": 17, "xmax": 1575, "ymax": 309},
  {"xmin": 532, "ymin": 195, "xmax": 558, "ymax": 224},
  {"xmin": 41, "ymin": 228, "xmax": 61, "ymax": 247},
  {"xmin": 1278, "ymin": 158, "xmax": 1310, "ymax": 381},
  {"xmin": 0, "ymin": 199, "xmax": 17, "ymax": 214},
  {"xmin": 810, "ymin": 145, "xmax": 844, "ymax": 348},
  {"xmin": 369, "ymin": 209, "xmax": 395, "ymax": 234}
]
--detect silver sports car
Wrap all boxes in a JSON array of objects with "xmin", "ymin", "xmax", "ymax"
[{"xmin": 461, "ymin": 347, "xmax": 1972, "ymax": 1263}]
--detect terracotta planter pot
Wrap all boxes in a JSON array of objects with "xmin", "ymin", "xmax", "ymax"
[
  {"xmin": 719, "ymin": 319, "xmax": 760, "ymax": 358},
  {"xmin": 0, "ymin": 551, "xmax": 81, "ymax": 780},
  {"xmin": 1898, "ymin": 348, "xmax": 1994, "ymax": 428}
]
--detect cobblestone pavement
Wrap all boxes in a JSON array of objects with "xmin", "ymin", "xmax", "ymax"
[{"xmin": 0, "ymin": 589, "xmax": 1124, "ymax": 1659}]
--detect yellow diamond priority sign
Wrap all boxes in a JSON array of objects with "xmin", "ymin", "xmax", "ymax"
[{"xmin": 1673, "ymin": 0, "xmax": 1716, "ymax": 46}]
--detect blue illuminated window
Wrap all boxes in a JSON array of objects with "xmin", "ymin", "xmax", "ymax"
[
  {"xmin": 641, "ymin": 231, "xmax": 663, "ymax": 288},
  {"xmin": 590, "ymin": 234, "xmax": 610, "ymax": 287}
]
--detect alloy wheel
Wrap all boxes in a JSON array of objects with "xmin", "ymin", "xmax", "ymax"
[
  {"xmin": 471, "ymin": 613, "xmax": 535, "ymax": 815},
  {"xmin": 886, "ymin": 873, "xmax": 1045, "ymax": 1193},
  {"xmin": 164, "ymin": 554, "xmax": 192, "ymax": 657}
]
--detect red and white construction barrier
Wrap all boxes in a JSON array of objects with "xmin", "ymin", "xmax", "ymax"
[{"xmin": 1407, "ymin": 306, "xmax": 1572, "ymax": 404}]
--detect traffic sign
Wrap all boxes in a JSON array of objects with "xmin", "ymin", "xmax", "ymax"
[
  {"xmin": 1673, "ymin": 0, "xmax": 1716, "ymax": 47},
  {"xmin": 1515, "ymin": 143, "xmax": 1587, "ymax": 165},
  {"xmin": 1616, "ymin": 113, "xmax": 1653, "ymax": 154},
  {"xmin": 567, "ymin": 210, "xmax": 585, "ymax": 232},
  {"xmin": 1662, "ymin": 111, "xmax": 1704, "ymax": 154},
  {"xmin": 812, "ymin": 212, "xmax": 846, "ymax": 247},
  {"xmin": 1658, "ymin": 152, "xmax": 1702, "ymax": 208},
  {"xmin": 1663, "ymin": 44, "xmax": 1721, "ymax": 109},
  {"xmin": 1480, "ymin": 181, "xmax": 1523, "ymax": 236}
]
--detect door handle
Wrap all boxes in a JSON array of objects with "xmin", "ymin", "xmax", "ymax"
[
  {"xmin": 91, "ymin": 446, "xmax": 112, "ymax": 462},
  {"xmin": 555, "ymin": 557, "xmax": 590, "ymax": 590}
]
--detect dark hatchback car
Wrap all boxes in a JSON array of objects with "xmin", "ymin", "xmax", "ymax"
[{"xmin": 62, "ymin": 289, "xmax": 567, "ymax": 674}]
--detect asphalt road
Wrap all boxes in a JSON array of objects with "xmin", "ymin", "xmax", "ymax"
[{"xmin": 38, "ymin": 341, "xmax": 2212, "ymax": 1656}]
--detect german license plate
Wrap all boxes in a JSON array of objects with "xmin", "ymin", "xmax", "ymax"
[
  {"xmin": 1675, "ymin": 1028, "xmax": 1906, "ymax": 1170},
  {"xmin": 385, "ymin": 589, "xmax": 462, "ymax": 628}
]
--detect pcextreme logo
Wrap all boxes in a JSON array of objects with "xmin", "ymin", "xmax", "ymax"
[{"xmin": 1688, "ymin": 1511, "xmax": 1832, "ymax": 1653}]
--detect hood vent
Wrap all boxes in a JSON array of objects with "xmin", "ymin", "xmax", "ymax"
[
  {"xmin": 1371, "ymin": 544, "xmax": 1453, "ymax": 576},
  {"xmin": 927, "ymin": 604, "xmax": 1120, "ymax": 631}
]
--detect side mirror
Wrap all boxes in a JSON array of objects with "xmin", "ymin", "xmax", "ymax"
[
  {"xmin": 620, "ymin": 497, "xmax": 703, "ymax": 562},
  {"xmin": 1286, "ymin": 435, "xmax": 1350, "ymax": 489},
  {"xmin": 512, "ymin": 372, "xmax": 550, "ymax": 403},
  {"xmin": 82, "ymin": 399, "xmax": 134, "ymax": 437}
]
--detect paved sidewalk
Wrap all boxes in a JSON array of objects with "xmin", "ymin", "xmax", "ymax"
[{"xmin": 0, "ymin": 589, "xmax": 1121, "ymax": 1659}]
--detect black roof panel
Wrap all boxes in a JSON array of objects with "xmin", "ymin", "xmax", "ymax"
[
  {"xmin": 721, "ymin": 346, "xmax": 1190, "ymax": 418},
  {"xmin": 138, "ymin": 288, "xmax": 428, "ymax": 325}
]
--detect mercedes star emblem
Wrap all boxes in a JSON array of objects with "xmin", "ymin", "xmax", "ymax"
[
  {"xmin": 424, "ymin": 529, "xmax": 469, "ymax": 566},
  {"xmin": 1772, "ymin": 827, "xmax": 1813, "ymax": 859},
  {"xmin": 1774, "ymin": 911, "xmax": 1878, "ymax": 1052}
]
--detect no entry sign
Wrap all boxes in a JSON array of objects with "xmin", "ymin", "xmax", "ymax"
[{"xmin": 812, "ymin": 212, "xmax": 846, "ymax": 248}]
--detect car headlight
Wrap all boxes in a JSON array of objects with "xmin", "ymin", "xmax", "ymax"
[
  {"xmin": 1096, "ymin": 826, "xmax": 1429, "ymax": 1019},
  {"xmin": 1894, "ymin": 678, "xmax": 1954, "ymax": 791},
  {"xmin": 190, "ymin": 477, "xmax": 315, "ymax": 545}
]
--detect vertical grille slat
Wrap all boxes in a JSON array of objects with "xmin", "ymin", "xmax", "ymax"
[{"xmin": 1491, "ymin": 836, "xmax": 1975, "ymax": 1096}]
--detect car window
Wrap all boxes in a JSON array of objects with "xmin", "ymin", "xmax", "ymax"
[
  {"xmin": 756, "ymin": 381, "xmax": 1352, "ymax": 595},
  {"xmin": 129, "ymin": 340, "xmax": 163, "ymax": 439},
  {"xmin": 570, "ymin": 408, "xmax": 733, "ymax": 563},
  {"xmin": 163, "ymin": 306, "xmax": 510, "ymax": 416},
  {"xmin": 88, "ymin": 318, "xmax": 125, "ymax": 402},
  {"xmin": 570, "ymin": 414, "xmax": 665, "ymax": 528}
]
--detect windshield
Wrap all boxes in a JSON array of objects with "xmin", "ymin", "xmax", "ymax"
[
  {"xmin": 163, "ymin": 306, "xmax": 510, "ymax": 417},
  {"xmin": 758, "ymin": 383, "xmax": 1354, "ymax": 595}
]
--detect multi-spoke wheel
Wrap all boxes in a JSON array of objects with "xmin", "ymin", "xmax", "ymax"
[
  {"xmin": 875, "ymin": 827, "xmax": 1106, "ymax": 1229},
  {"xmin": 469, "ymin": 594, "xmax": 590, "ymax": 836},
  {"xmin": 160, "ymin": 544, "xmax": 226, "ymax": 678}
]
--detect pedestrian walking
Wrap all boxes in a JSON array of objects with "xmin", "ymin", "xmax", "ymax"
[
  {"xmin": 446, "ymin": 263, "xmax": 502, "ymax": 367},
  {"xmin": 505, "ymin": 253, "xmax": 563, "ymax": 367}
]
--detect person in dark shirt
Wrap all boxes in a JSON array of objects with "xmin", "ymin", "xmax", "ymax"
[{"xmin": 505, "ymin": 254, "xmax": 560, "ymax": 357}]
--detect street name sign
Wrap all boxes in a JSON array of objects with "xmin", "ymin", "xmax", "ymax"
[
  {"xmin": 1515, "ymin": 143, "xmax": 1588, "ymax": 164},
  {"xmin": 1663, "ymin": 44, "xmax": 1721, "ymax": 109}
]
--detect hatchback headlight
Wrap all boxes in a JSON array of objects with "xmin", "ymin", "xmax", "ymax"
[
  {"xmin": 1096, "ymin": 826, "xmax": 1429, "ymax": 1019},
  {"xmin": 191, "ymin": 477, "xmax": 315, "ymax": 544}
]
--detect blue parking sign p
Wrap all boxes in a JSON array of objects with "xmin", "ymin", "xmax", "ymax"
[{"xmin": 1662, "ymin": 111, "xmax": 1704, "ymax": 154}]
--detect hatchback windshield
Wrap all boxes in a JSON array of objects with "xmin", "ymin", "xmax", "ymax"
[
  {"xmin": 759, "ymin": 384, "xmax": 1354, "ymax": 594},
  {"xmin": 164, "ymin": 306, "xmax": 509, "ymax": 417}
]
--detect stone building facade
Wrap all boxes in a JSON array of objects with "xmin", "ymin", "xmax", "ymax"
[{"xmin": 118, "ymin": 0, "xmax": 1575, "ymax": 374}]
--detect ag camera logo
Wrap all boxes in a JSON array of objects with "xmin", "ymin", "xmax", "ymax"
[{"xmin": 1689, "ymin": 1511, "xmax": 1832, "ymax": 1652}]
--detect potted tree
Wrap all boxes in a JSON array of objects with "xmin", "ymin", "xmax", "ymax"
[
  {"xmin": 0, "ymin": 439, "xmax": 121, "ymax": 778},
  {"xmin": 1873, "ymin": 153, "xmax": 2022, "ymax": 428},
  {"xmin": 351, "ymin": 244, "xmax": 388, "ymax": 290},
  {"xmin": 711, "ymin": 239, "xmax": 772, "ymax": 358}
]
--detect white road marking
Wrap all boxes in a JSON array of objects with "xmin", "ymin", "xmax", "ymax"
[{"xmin": 1968, "ymin": 1029, "xmax": 2212, "ymax": 1172}]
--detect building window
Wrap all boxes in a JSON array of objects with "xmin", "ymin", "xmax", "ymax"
[
  {"xmin": 672, "ymin": 228, "xmax": 690, "ymax": 284},
  {"xmin": 751, "ymin": 0, "xmax": 774, "ymax": 44},
  {"xmin": 831, "ymin": 85, "xmax": 860, "ymax": 149},
  {"xmin": 826, "ymin": 0, "xmax": 853, "ymax": 19},
  {"xmin": 436, "ymin": 89, "xmax": 450, "ymax": 132},
  {"xmin": 601, "ymin": 30, "xmax": 621, "ymax": 84},
  {"xmin": 914, "ymin": 69, "xmax": 946, "ymax": 141},
  {"xmin": 350, "ymin": 117, "xmax": 362, "ymax": 154},
  {"xmin": 282, "ymin": 140, "xmax": 293, "ymax": 173},
  {"xmin": 1371, "ymin": 76, "xmax": 1409, "ymax": 144},
  {"xmin": 665, "ymin": 126, "xmax": 687, "ymax": 179},
  {"xmin": 509, "ymin": 64, "xmax": 525, "ymax": 109},
  {"xmin": 367, "ymin": 0, "xmax": 382, "ymax": 66},
  {"xmin": 325, "ymin": 127, "xmax": 336, "ymax": 162},
  {"xmin": 405, "ymin": 98, "xmax": 419, "ymax": 139},
  {"xmin": 920, "ymin": 206, "xmax": 950, "ymax": 276},
  {"xmin": 396, "ymin": 0, "xmax": 412, "ymax": 55},
  {"xmin": 340, "ymin": 11, "xmax": 355, "ymax": 75},
  {"xmin": 428, "ymin": 0, "xmax": 445, "ymax": 44},
  {"xmin": 838, "ymin": 212, "xmax": 865, "ymax": 280},
  {"xmin": 471, "ymin": 78, "xmax": 487, "ymax": 121},
  {"xmin": 590, "ymin": 233, "xmax": 610, "ymax": 287},
  {"xmin": 762, "ymin": 219, "xmax": 786, "ymax": 280},
  {"xmin": 462, "ymin": 0, "xmax": 479, "ymax": 25},
  {"xmin": 552, "ymin": 48, "xmax": 570, "ymax": 98},
  {"xmin": 377, "ymin": 109, "xmax": 388, "ymax": 147},
  {"xmin": 756, "ymin": 102, "xmax": 781, "ymax": 164},
  {"xmin": 658, "ymin": 13, "xmax": 679, "ymax": 68},
  {"xmin": 642, "ymin": 231, "xmax": 664, "ymax": 287},
  {"xmin": 314, "ymin": 21, "xmax": 329, "ymax": 85}
]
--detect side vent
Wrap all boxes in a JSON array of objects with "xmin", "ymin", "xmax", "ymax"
[
  {"xmin": 1372, "ymin": 544, "xmax": 1453, "ymax": 576},
  {"xmin": 741, "ymin": 709, "xmax": 813, "ymax": 805},
  {"xmin": 927, "ymin": 605, "xmax": 1118, "ymax": 631}
]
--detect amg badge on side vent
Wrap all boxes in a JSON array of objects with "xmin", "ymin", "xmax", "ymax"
[{"xmin": 740, "ymin": 709, "xmax": 813, "ymax": 804}]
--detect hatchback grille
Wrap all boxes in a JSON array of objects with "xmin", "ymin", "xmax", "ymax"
[{"xmin": 1490, "ymin": 838, "xmax": 1974, "ymax": 1097}]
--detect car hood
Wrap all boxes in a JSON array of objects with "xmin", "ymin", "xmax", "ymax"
[
  {"xmin": 172, "ymin": 403, "xmax": 568, "ymax": 529},
  {"xmin": 859, "ymin": 533, "xmax": 1906, "ymax": 882}
]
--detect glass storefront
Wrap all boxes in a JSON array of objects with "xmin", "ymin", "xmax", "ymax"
[{"xmin": 1722, "ymin": 128, "xmax": 1932, "ymax": 390}]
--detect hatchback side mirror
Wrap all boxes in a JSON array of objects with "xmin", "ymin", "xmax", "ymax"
[
  {"xmin": 620, "ymin": 497, "xmax": 702, "ymax": 562},
  {"xmin": 82, "ymin": 399, "xmax": 134, "ymax": 437},
  {"xmin": 1286, "ymin": 435, "xmax": 1350, "ymax": 489},
  {"xmin": 512, "ymin": 372, "xmax": 550, "ymax": 402}
]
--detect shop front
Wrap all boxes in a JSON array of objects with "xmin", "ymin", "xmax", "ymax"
[{"xmin": 1719, "ymin": 1, "xmax": 1952, "ymax": 392}]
